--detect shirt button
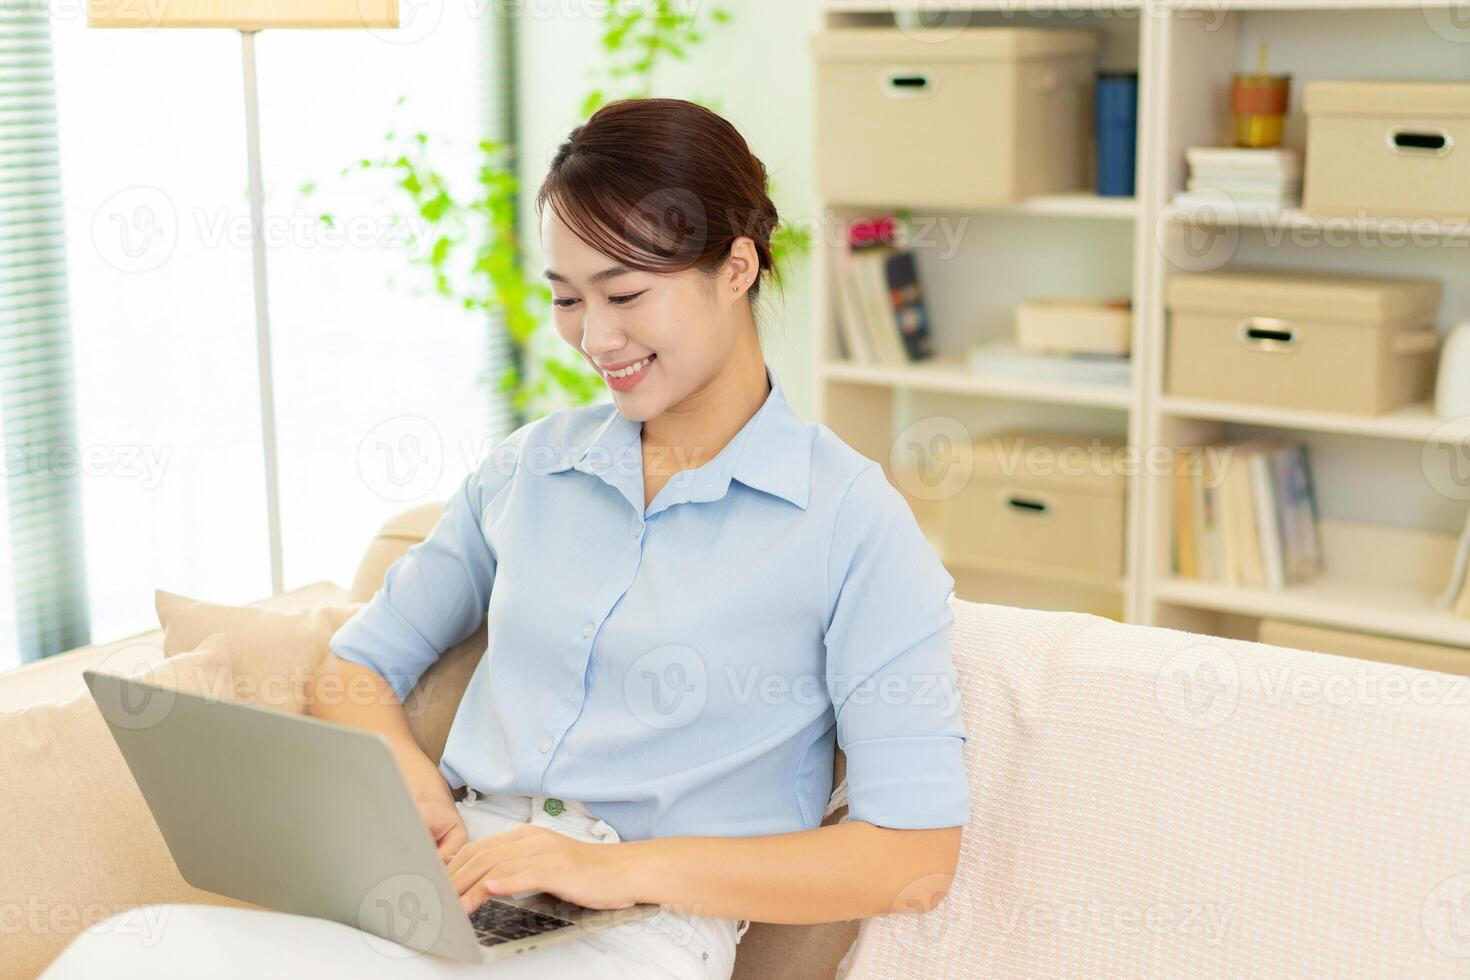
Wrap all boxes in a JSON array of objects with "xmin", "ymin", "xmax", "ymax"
[
  {"xmin": 632, "ymin": 523, "xmax": 643, "ymax": 538},
  {"xmin": 539, "ymin": 739, "xmax": 551, "ymax": 753},
  {"xmin": 543, "ymin": 798, "xmax": 564, "ymax": 816},
  {"xmin": 581, "ymin": 622, "xmax": 594, "ymax": 637}
]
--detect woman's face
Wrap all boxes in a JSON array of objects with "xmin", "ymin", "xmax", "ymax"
[{"xmin": 540, "ymin": 201, "xmax": 746, "ymax": 422}]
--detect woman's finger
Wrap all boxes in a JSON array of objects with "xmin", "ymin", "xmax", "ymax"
[
  {"xmin": 437, "ymin": 820, "xmax": 468, "ymax": 861},
  {"xmin": 462, "ymin": 865, "xmax": 540, "ymax": 914}
]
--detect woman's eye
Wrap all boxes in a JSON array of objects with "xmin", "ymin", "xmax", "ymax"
[
  {"xmin": 552, "ymin": 297, "xmax": 579, "ymax": 309},
  {"xmin": 609, "ymin": 291, "xmax": 646, "ymax": 306}
]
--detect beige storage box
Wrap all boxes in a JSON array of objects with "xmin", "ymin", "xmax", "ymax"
[
  {"xmin": 943, "ymin": 430, "xmax": 1128, "ymax": 580},
  {"xmin": 811, "ymin": 28, "xmax": 1097, "ymax": 208},
  {"xmin": 1016, "ymin": 298, "xmax": 1132, "ymax": 356},
  {"xmin": 1165, "ymin": 267, "xmax": 1441, "ymax": 415},
  {"xmin": 1259, "ymin": 619, "xmax": 1470, "ymax": 678},
  {"xmin": 1303, "ymin": 81, "xmax": 1470, "ymax": 219}
]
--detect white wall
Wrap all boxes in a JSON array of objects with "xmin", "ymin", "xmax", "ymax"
[{"xmin": 515, "ymin": 1, "xmax": 819, "ymax": 416}]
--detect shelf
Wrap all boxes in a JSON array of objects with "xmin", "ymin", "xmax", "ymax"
[
  {"xmin": 1001, "ymin": 194, "xmax": 1138, "ymax": 221},
  {"xmin": 820, "ymin": 356, "xmax": 1133, "ymax": 409},
  {"xmin": 1162, "ymin": 201, "xmax": 1470, "ymax": 242},
  {"xmin": 1159, "ymin": 396, "xmax": 1470, "ymax": 444},
  {"xmin": 828, "ymin": 193, "xmax": 1137, "ymax": 221},
  {"xmin": 1154, "ymin": 576, "xmax": 1470, "ymax": 648},
  {"xmin": 824, "ymin": 0, "xmax": 1139, "ymax": 10}
]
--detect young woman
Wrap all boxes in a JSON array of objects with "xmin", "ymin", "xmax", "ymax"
[{"xmin": 46, "ymin": 98, "xmax": 969, "ymax": 980}]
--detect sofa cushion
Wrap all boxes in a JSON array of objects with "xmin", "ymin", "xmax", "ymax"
[
  {"xmin": 348, "ymin": 502, "xmax": 445, "ymax": 603},
  {"xmin": 154, "ymin": 590, "xmax": 484, "ymax": 765},
  {"xmin": 0, "ymin": 582, "xmax": 350, "ymax": 714},
  {"xmin": 839, "ymin": 598, "xmax": 1470, "ymax": 979},
  {"xmin": 0, "ymin": 635, "xmax": 258, "ymax": 978}
]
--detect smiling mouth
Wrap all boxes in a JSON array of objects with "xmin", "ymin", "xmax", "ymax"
[{"xmin": 603, "ymin": 354, "xmax": 656, "ymax": 379}]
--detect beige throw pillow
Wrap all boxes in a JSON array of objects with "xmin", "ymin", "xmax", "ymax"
[{"xmin": 153, "ymin": 590, "xmax": 484, "ymax": 764}]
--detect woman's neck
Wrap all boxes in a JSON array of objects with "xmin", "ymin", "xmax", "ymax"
[{"xmin": 640, "ymin": 345, "xmax": 770, "ymax": 496}]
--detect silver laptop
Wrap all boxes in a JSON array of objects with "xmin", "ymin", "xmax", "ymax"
[{"xmin": 82, "ymin": 669, "xmax": 658, "ymax": 962}]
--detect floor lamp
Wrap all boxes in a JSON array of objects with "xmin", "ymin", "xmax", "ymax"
[{"xmin": 87, "ymin": 0, "xmax": 399, "ymax": 596}]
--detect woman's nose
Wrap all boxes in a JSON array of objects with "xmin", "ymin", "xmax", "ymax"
[{"xmin": 580, "ymin": 311, "xmax": 623, "ymax": 355}]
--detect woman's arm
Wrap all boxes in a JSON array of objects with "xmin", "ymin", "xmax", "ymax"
[
  {"xmin": 306, "ymin": 652, "xmax": 468, "ymax": 859},
  {"xmin": 625, "ymin": 820, "xmax": 963, "ymax": 922},
  {"xmin": 304, "ymin": 461, "xmax": 507, "ymax": 857},
  {"xmin": 445, "ymin": 819, "xmax": 964, "ymax": 922}
]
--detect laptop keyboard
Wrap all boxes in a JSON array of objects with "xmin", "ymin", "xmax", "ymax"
[{"xmin": 470, "ymin": 898, "xmax": 576, "ymax": 946}]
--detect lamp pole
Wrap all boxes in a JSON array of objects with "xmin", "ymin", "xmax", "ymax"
[{"xmin": 240, "ymin": 28, "xmax": 285, "ymax": 595}]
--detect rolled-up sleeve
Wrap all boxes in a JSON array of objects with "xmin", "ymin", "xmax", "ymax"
[
  {"xmin": 329, "ymin": 460, "xmax": 504, "ymax": 704},
  {"xmin": 824, "ymin": 463, "xmax": 970, "ymax": 830}
]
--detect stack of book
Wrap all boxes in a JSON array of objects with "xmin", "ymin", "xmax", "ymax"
[
  {"xmin": 1172, "ymin": 441, "xmax": 1322, "ymax": 588},
  {"xmin": 1174, "ymin": 147, "xmax": 1302, "ymax": 215},
  {"xmin": 964, "ymin": 340, "xmax": 1131, "ymax": 388},
  {"xmin": 834, "ymin": 214, "xmax": 935, "ymax": 366}
]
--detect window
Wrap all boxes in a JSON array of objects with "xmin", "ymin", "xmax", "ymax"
[{"xmin": 0, "ymin": 7, "xmax": 515, "ymax": 670}]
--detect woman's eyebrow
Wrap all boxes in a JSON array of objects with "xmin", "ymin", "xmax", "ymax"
[{"xmin": 543, "ymin": 265, "xmax": 634, "ymax": 285}]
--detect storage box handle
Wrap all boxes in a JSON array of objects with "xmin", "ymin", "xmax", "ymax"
[
  {"xmin": 1237, "ymin": 317, "xmax": 1298, "ymax": 353},
  {"xmin": 1391, "ymin": 328, "xmax": 1439, "ymax": 355},
  {"xmin": 881, "ymin": 69, "xmax": 935, "ymax": 98},
  {"xmin": 1002, "ymin": 491, "xmax": 1053, "ymax": 521},
  {"xmin": 1387, "ymin": 126, "xmax": 1453, "ymax": 157}
]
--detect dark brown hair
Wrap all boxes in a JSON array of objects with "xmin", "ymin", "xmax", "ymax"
[{"xmin": 536, "ymin": 98, "xmax": 783, "ymax": 316}]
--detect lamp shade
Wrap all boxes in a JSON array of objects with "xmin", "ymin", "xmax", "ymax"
[{"xmin": 88, "ymin": 0, "xmax": 398, "ymax": 29}]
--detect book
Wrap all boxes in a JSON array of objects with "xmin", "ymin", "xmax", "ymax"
[
  {"xmin": 1171, "ymin": 440, "xmax": 1321, "ymax": 589},
  {"xmin": 964, "ymin": 341, "xmax": 1132, "ymax": 386},
  {"xmin": 1250, "ymin": 448, "xmax": 1286, "ymax": 589},
  {"xmin": 883, "ymin": 250, "xmax": 934, "ymax": 361},
  {"xmin": 834, "ymin": 258, "xmax": 875, "ymax": 365},
  {"xmin": 1174, "ymin": 449, "xmax": 1199, "ymax": 578},
  {"xmin": 854, "ymin": 248, "xmax": 909, "ymax": 366},
  {"xmin": 1185, "ymin": 146, "xmax": 1303, "ymax": 179}
]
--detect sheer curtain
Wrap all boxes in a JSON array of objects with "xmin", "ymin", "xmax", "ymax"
[{"xmin": 0, "ymin": 8, "xmax": 517, "ymax": 670}]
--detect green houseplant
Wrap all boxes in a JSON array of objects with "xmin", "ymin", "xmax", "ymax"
[{"xmin": 302, "ymin": 1, "xmax": 810, "ymax": 420}]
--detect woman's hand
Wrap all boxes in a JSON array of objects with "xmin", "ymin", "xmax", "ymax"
[
  {"xmin": 416, "ymin": 792, "xmax": 469, "ymax": 862},
  {"xmin": 444, "ymin": 824, "xmax": 640, "ymax": 915}
]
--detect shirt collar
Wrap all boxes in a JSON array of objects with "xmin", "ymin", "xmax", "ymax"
[{"xmin": 544, "ymin": 360, "xmax": 813, "ymax": 514}]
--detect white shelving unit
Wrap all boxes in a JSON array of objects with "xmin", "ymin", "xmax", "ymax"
[{"xmin": 810, "ymin": 0, "xmax": 1470, "ymax": 647}]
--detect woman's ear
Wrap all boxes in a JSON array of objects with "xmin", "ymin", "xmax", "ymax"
[{"xmin": 723, "ymin": 236, "xmax": 760, "ymax": 298}]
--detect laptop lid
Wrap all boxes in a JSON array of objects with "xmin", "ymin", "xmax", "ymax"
[{"xmin": 82, "ymin": 669, "xmax": 482, "ymax": 962}]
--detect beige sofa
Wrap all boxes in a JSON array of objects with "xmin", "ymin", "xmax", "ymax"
[{"xmin": 7, "ymin": 504, "xmax": 1470, "ymax": 978}]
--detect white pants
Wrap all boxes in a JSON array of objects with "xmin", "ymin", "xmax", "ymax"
[{"xmin": 43, "ymin": 791, "xmax": 742, "ymax": 979}]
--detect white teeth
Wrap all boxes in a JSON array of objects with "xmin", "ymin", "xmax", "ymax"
[{"xmin": 608, "ymin": 357, "xmax": 652, "ymax": 379}]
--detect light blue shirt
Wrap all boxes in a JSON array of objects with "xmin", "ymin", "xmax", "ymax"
[{"xmin": 329, "ymin": 361, "xmax": 970, "ymax": 841}]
